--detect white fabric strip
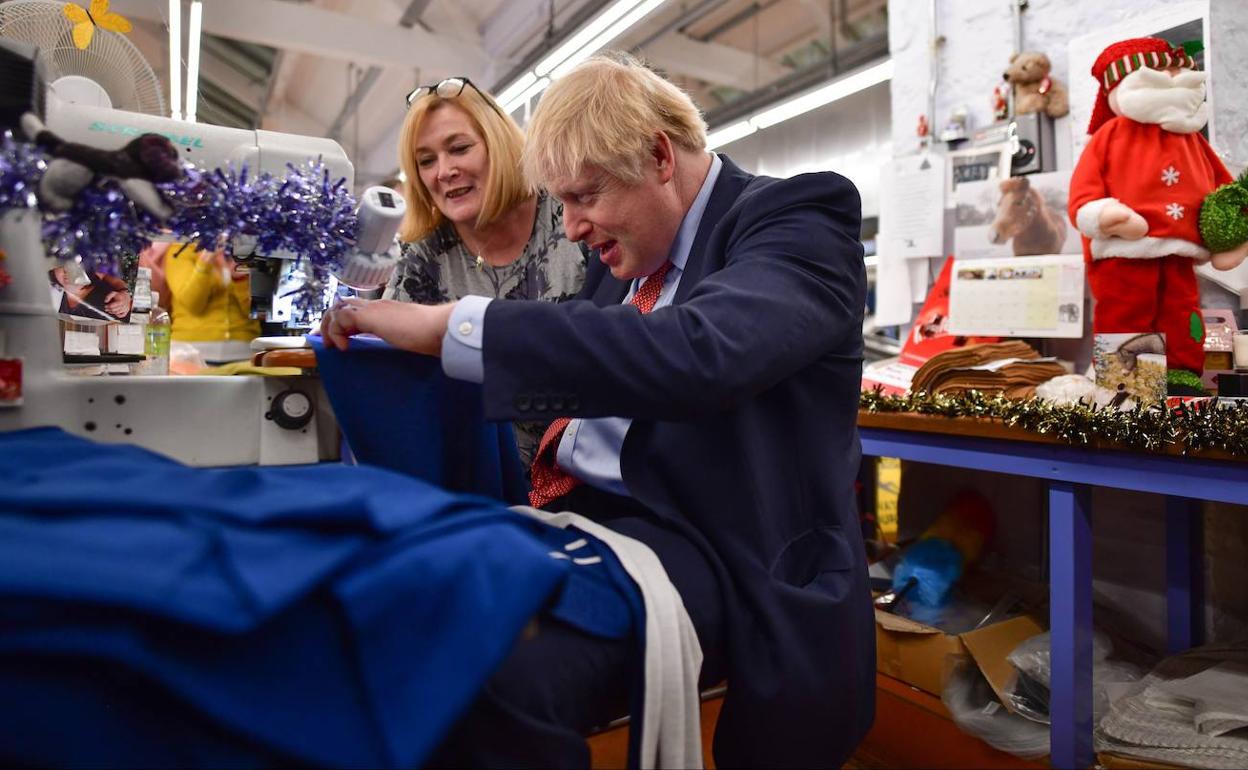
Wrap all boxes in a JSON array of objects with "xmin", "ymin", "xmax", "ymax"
[{"xmin": 512, "ymin": 505, "xmax": 704, "ymax": 770}]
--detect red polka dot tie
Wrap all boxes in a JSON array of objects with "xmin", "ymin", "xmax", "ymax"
[{"xmin": 528, "ymin": 261, "xmax": 673, "ymax": 508}]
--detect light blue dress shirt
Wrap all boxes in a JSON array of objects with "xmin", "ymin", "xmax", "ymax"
[{"xmin": 443, "ymin": 153, "xmax": 723, "ymax": 496}]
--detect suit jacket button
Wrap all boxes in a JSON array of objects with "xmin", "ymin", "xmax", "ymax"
[
  {"xmin": 514, "ymin": 395, "xmax": 531, "ymax": 412},
  {"xmin": 567, "ymin": 396, "xmax": 581, "ymax": 411},
  {"xmin": 533, "ymin": 396, "xmax": 549, "ymax": 412},
  {"xmin": 550, "ymin": 397, "xmax": 565, "ymax": 411}
]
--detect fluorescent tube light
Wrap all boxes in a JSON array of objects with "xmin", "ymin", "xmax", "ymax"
[
  {"xmin": 168, "ymin": 0, "xmax": 181, "ymax": 120},
  {"xmin": 549, "ymin": 0, "xmax": 667, "ymax": 79},
  {"xmin": 749, "ymin": 59, "xmax": 893, "ymax": 129},
  {"xmin": 495, "ymin": 0, "xmax": 668, "ymax": 116},
  {"xmin": 495, "ymin": 71, "xmax": 537, "ymax": 107},
  {"xmin": 705, "ymin": 120, "xmax": 756, "ymax": 150},
  {"xmin": 535, "ymin": 0, "xmax": 645, "ymax": 77},
  {"xmin": 502, "ymin": 76, "xmax": 550, "ymax": 114},
  {"xmin": 185, "ymin": 0, "xmax": 203, "ymax": 122}
]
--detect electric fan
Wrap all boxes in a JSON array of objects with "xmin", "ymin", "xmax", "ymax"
[{"xmin": 0, "ymin": 0, "xmax": 165, "ymax": 115}]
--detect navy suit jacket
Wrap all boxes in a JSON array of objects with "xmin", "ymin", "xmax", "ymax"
[{"xmin": 481, "ymin": 155, "xmax": 874, "ymax": 768}]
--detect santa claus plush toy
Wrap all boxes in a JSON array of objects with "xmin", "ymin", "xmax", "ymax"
[{"xmin": 1069, "ymin": 37, "xmax": 1248, "ymax": 395}]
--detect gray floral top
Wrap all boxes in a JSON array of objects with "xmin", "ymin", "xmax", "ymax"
[{"xmin": 384, "ymin": 191, "xmax": 588, "ymax": 467}]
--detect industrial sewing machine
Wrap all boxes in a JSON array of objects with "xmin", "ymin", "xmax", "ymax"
[{"xmin": 0, "ymin": 40, "xmax": 404, "ymax": 466}]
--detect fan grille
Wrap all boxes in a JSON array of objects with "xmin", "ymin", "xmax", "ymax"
[{"xmin": 0, "ymin": 0, "xmax": 165, "ymax": 116}]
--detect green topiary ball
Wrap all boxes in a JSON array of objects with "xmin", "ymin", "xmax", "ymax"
[{"xmin": 1200, "ymin": 172, "xmax": 1248, "ymax": 253}]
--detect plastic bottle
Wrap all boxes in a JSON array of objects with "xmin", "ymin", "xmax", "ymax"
[
  {"xmin": 133, "ymin": 266, "xmax": 153, "ymax": 313},
  {"xmin": 143, "ymin": 290, "xmax": 171, "ymax": 375}
]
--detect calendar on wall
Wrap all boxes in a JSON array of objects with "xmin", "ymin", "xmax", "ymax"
[{"xmin": 948, "ymin": 254, "xmax": 1085, "ymax": 338}]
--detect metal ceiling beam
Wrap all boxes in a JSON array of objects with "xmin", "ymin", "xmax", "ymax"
[
  {"xmin": 628, "ymin": 0, "xmax": 728, "ymax": 52},
  {"xmin": 198, "ymin": 47, "xmax": 266, "ymax": 111},
  {"xmin": 109, "ymin": 0, "xmax": 487, "ymax": 77},
  {"xmin": 700, "ymin": 32, "xmax": 886, "ymax": 127},
  {"xmin": 256, "ymin": 50, "xmax": 289, "ymax": 128},
  {"xmin": 641, "ymin": 33, "xmax": 787, "ymax": 87},
  {"xmin": 480, "ymin": 0, "xmax": 562, "ymax": 71},
  {"xmin": 327, "ymin": 0, "xmax": 432, "ymax": 140},
  {"xmin": 796, "ymin": 0, "xmax": 833, "ymax": 39},
  {"xmin": 485, "ymin": 0, "xmax": 608, "ymax": 91},
  {"xmin": 691, "ymin": 0, "xmax": 782, "ymax": 43}
]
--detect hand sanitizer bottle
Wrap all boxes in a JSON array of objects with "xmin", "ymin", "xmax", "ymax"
[{"xmin": 142, "ymin": 291, "xmax": 171, "ymax": 375}]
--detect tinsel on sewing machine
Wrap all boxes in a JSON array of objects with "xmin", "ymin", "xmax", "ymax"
[{"xmin": 0, "ymin": 122, "xmax": 360, "ymax": 315}]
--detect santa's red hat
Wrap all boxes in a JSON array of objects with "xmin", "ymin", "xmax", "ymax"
[{"xmin": 1087, "ymin": 37, "xmax": 1196, "ymax": 135}]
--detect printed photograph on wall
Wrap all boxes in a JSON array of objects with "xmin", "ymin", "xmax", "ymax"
[{"xmin": 953, "ymin": 169, "xmax": 1082, "ymax": 260}]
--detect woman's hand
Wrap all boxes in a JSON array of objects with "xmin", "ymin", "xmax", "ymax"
[{"xmin": 319, "ymin": 298, "xmax": 456, "ymax": 356}]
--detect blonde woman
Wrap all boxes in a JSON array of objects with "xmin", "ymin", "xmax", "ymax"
[{"xmin": 387, "ymin": 77, "xmax": 586, "ymax": 465}]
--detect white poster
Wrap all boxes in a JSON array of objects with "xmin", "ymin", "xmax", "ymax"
[
  {"xmin": 948, "ymin": 254, "xmax": 1085, "ymax": 338},
  {"xmin": 878, "ymin": 154, "xmax": 946, "ymax": 259},
  {"xmin": 872, "ymin": 234, "xmax": 915, "ymax": 327}
]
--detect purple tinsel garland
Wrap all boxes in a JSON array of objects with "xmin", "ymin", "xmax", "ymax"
[
  {"xmin": 3, "ymin": 132, "xmax": 358, "ymax": 311},
  {"xmin": 0, "ymin": 131, "xmax": 46, "ymax": 212}
]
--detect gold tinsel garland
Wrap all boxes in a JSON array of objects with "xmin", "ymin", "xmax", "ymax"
[{"xmin": 859, "ymin": 390, "xmax": 1248, "ymax": 458}]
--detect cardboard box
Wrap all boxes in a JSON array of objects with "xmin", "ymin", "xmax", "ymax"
[{"xmin": 875, "ymin": 610, "xmax": 1045, "ymax": 704}]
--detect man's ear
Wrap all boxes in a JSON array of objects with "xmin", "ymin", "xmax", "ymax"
[{"xmin": 651, "ymin": 131, "xmax": 676, "ymax": 184}]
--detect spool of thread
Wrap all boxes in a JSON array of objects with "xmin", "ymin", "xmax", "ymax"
[{"xmin": 1234, "ymin": 330, "xmax": 1248, "ymax": 371}]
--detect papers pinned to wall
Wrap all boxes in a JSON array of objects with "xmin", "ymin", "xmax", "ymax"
[
  {"xmin": 878, "ymin": 154, "xmax": 946, "ymax": 260},
  {"xmin": 873, "ymin": 234, "xmax": 916, "ymax": 327},
  {"xmin": 948, "ymin": 254, "xmax": 1086, "ymax": 338}
]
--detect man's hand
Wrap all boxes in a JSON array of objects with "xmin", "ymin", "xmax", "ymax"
[
  {"xmin": 103, "ymin": 291, "xmax": 132, "ymax": 318},
  {"xmin": 1211, "ymin": 240, "xmax": 1248, "ymax": 271},
  {"xmin": 319, "ymin": 298, "xmax": 456, "ymax": 356},
  {"xmin": 1099, "ymin": 201, "xmax": 1149, "ymax": 239}
]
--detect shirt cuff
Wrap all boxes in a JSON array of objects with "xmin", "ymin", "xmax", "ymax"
[{"xmin": 441, "ymin": 295, "xmax": 491, "ymax": 383}]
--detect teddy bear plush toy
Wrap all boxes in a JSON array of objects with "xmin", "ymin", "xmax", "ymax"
[
  {"xmin": 1003, "ymin": 51, "xmax": 1070, "ymax": 119},
  {"xmin": 1068, "ymin": 37, "xmax": 1248, "ymax": 395}
]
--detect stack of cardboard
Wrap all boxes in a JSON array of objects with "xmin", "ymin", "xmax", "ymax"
[{"xmin": 911, "ymin": 341, "xmax": 1066, "ymax": 399}]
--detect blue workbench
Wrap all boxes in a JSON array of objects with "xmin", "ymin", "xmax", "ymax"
[{"xmin": 858, "ymin": 411, "xmax": 1247, "ymax": 769}]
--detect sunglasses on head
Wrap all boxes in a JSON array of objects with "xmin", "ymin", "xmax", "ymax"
[{"xmin": 404, "ymin": 76, "xmax": 509, "ymax": 120}]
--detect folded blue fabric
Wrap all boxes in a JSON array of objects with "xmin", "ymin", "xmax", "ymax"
[
  {"xmin": 309, "ymin": 334, "xmax": 528, "ymax": 504},
  {"xmin": 0, "ymin": 428, "xmax": 634, "ymax": 767}
]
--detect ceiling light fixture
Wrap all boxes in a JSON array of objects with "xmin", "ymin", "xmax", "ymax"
[
  {"xmin": 706, "ymin": 59, "xmax": 893, "ymax": 150},
  {"xmin": 704, "ymin": 120, "xmax": 756, "ymax": 150},
  {"xmin": 168, "ymin": 0, "xmax": 181, "ymax": 120},
  {"xmin": 495, "ymin": 71, "xmax": 537, "ymax": 107},
  {"xmin": 502, "ymin": 76, "xmax": 550, "ymax": 114},
  {"xmin": 496, "ymin": 0, "xmax": 669, "ymax": 114},
  {"xmin": 184, "ymin": 0, "xmax": 203, "ymax": 122}
]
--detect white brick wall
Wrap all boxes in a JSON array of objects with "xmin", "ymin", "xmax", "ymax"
[{"xmin": 889, "ymin": 0, "xmax": 1247, "ymax": 172}]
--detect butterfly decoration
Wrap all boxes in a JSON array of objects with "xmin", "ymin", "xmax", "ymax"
[{"xmin": 63, "ymin": 0, "xmax": 133, "ymax": 51}]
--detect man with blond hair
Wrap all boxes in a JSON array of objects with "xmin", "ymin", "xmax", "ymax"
[{"xmin": 323, "ymin": 52, "xmax": 873, "ymax": 768}]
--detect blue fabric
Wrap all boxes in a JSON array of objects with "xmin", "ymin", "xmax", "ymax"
[
  {"xmin": 309, "ymin": 334, "xmax": 528, "ymax": 505},
  {"xmin": 0, "ymin": 427, "xmax": 636, "ymax": 768}
]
